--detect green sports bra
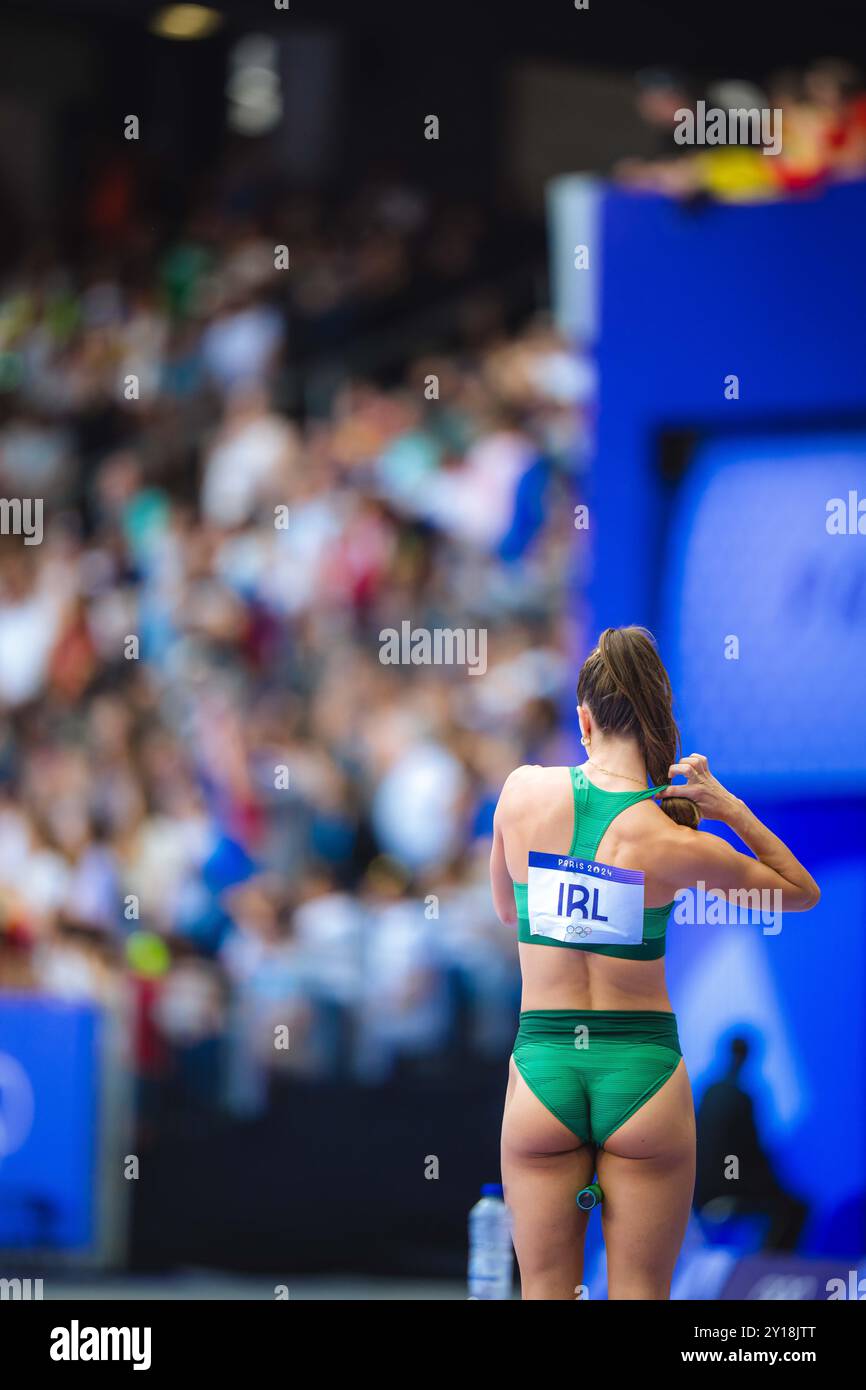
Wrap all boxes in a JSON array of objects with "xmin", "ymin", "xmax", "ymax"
[{"xmin": 513, "ymin": 764, "xmax": 674, "ymax": 961}]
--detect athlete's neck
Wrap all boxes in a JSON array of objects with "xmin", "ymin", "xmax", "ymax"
[{"xmin": 583, "ymin": 735, "xmax": 648, "ymax": 786}]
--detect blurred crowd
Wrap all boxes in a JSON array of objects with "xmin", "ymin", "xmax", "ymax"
[
  {"xmin": 0, "ymin": 181, "xmax": 591, "ymax": 1119},
  {"xmin": 616, "ymin": 58, "xmax": 866, "ymax": 201},
  {"xmin": 8, "ymin": 44, "xmax": 857, "ymax": 1122}
]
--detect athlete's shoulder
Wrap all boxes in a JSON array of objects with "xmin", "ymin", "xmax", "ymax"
[
  {"xmin": 504, "ymin": 762, "xmax": 542, "ymax": 782},
  {"xmin": 498, "ymin": 764, "xmax": 567, "ymax": 810},
  {"xmin": 502, "ymin": 762, "xmax": 567, "ymax": 787}
]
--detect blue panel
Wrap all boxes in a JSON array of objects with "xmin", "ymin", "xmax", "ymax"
[
  {"xmin": 660, "ymin": 432, "xmax": 866, "ymax": 795},
  {"xmin": 589, "ymin": 181, "xmax": 866, "ymax": 631},
  {"xmin": 0, "ymin": 995, "xmax": 101, "ymax": 1250}
]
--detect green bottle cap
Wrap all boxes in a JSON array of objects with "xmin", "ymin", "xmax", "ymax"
[{"xmin": 576, "ymin": 1182, "xmax": 604, "ymax": 1210}]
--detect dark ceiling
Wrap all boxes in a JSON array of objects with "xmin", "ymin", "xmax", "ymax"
[{"xmin": 6, "ymin": 0, "xmax": 866, "ymax": 78}]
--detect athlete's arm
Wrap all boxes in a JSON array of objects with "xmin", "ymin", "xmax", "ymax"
[
  {"xmin": 490, "ymin": 819, "xmax": 517, "ymax": 926},
  {"xmin": 489, "ymin": 770, "xmax": 528, "ymax": 926},
  {"xmin": 658, "ymin": 754, "xmax": 820, "ymax": 911}
]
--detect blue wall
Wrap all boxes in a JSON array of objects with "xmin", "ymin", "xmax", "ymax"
[
  {"xmin": 0, "ymin": 996, "xmax": 102, "ymax": 1251},
  {"xmin": 590, "ymin": 180, "xmax": 866, "ymax": 629}
]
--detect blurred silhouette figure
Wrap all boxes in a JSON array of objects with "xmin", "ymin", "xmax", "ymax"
[{"xmin": 695, "ymin": 1032, "xmax": 808, "ymax": 1251}]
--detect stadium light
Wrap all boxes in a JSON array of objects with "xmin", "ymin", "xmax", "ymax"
[{"xmin": 149, "ymin": 5, "xmax": 223, "ymax": 41}]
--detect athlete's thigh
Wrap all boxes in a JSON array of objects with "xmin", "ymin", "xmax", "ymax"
[
  {"xmin": 501, "ymin": 1060, "xmax": 594, "ymax": 1295},
  {"xmin": 596, "ymin": 1060, "xmax": 696, "ymax": 1299}
]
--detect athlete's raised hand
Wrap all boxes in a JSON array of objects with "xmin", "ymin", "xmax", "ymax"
[{"xmin": 661, "ymin": 753, "xmax": 736, "ymax": 821}]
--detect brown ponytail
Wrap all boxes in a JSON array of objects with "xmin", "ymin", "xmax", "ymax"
[{"xmin": 577, "ymin": 626, "xmax": 700, "ymax": 829}]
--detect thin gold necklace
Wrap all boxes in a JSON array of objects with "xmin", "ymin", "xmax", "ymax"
[{"xmin": 585, "ymin": 757, "xmax": 647, "ymax": 788}]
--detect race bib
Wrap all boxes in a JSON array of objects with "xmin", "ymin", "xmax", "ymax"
[{"xmin": 526, "ymin": 851, "xmax": 645, "ymax": 947}]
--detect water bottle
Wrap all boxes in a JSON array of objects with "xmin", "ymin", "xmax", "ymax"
[
  {"xmin": 468, "ymin": 1183, "xmax": 513, "ymax": 1299},
  {"xmin": 577, "ymin": 1182, "xmax": 604, "ymax": 1211}
]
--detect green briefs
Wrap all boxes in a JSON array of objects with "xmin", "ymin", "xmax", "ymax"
[{"xmin": 512, "ymin": 1009, "xmax": 682, "ymax": 1148}]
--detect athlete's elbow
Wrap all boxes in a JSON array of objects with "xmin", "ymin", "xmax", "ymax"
[
  {"xmin": 786, "ymin": 881, "xmax": 821, "ymax": 912},
  {"xmin": 803, "ymin": 881, "xmax": 821, "ymax": 911},
  {"xmin": 496, "ymin": 901, "xmax": 517, "ymax": 928}
]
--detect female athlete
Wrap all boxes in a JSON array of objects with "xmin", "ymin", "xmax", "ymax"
[{"xmin": 490, "ymin": 626, "xmax": 820, "ymax": 1300}]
